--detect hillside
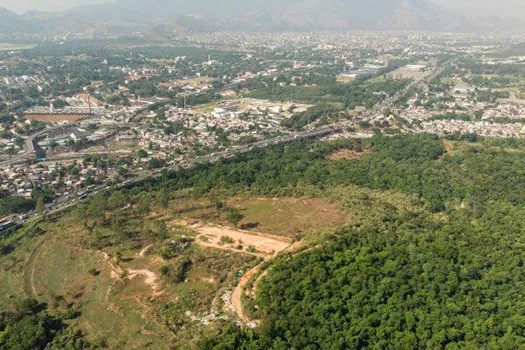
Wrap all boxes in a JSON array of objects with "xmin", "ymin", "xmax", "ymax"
[
  {"xmin": 0, "ymin": 0, "xmax": 524, "ymax": 34},
  {"xmin": 0, "ymin": 7, "xmax": 39, "ymax": 33},
  {"xmin": 3, "ymin": 135, "xmax": 525, "ymax": 347},
  {"xmin": 59, "ymin": 0, "xmax": 489, "ymax": 32}
]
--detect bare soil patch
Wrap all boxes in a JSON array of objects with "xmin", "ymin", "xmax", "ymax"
[{"xmin": 194, "ymin": 223, "xmax": 290, "ymax": 257}]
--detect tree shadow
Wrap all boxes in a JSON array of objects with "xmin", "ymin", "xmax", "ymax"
[{"xmin": 239, "ymin": 222, "xmax": 260, "ymax": 230}]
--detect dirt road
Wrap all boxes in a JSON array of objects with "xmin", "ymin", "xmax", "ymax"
[
  {"xmin": 180, "ymin": 221, "xmax": 300, "ymax": 327},
  {"xmin": 231, "ymin": 263, "xmax": 263, "ymax": 327}
]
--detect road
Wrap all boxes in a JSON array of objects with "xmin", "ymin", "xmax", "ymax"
[
  {"xmin": 0, "ymin": 124, "xmax": 75, "ymax": 166},
  {"xmin": 2, "ymin": 56, "xmax": 400, "ymax": 231},
  {"xmin": 0, "ymin": 126, "xmax": 353, "ymax": 235},
  {"xmin": 358, "ymin": 59, "xmax": 455, "ymax": 121}
]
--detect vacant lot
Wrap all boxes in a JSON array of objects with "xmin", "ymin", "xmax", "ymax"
[
  {"xmin": 194, "ymin": 223, "xmax": 291, "ymax": 257},
  {"xmin": 19, "ymin": 221, "xmax": 173, "ymax": 349},
  {"xmin": 229, "ymin": 197, "xmax": 349, "ymax": 238},
  {"xmin": 0, "ymin": 208, "xmax": 256, "ymax": 348}
]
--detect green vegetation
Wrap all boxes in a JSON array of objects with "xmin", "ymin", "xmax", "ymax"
[
  {"xmin": 226, "ymin": 208, "xmax": 243, "ymax": 228},
  {"xmin": 491, "ymin": 117, "xmax": 525, "ymax": 124},
  {"xmin": 248, "ymin": 77, "xmax": 409, "ymax": 111},
  {"xmin": 5, "ymin": 133, "xmax": 525, "ymax": 348},
  {"xmin": 0, "ymin": 298, "xmax": 93, "ymax": 349},
  {"xmin": 237, "ymin": 208, "xmax": 525, "ymax": 348},
  {"xmin": 281, "ymin": 104, "xmax": 344, "ymax": 130},
  {"xmin": 188, "ymin": 134, "xmax": 525, "ymax": 349},
  {"xmin": 0, "ymin": 196, "xmax": 35, "ymax": 217},
  {"xmin": 219, "ymin": 236, "xmax": 235, "ymax": 245}
]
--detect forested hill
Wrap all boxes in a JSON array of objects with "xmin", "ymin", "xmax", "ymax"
[
  {"xmin": 4, "ymin": 134, "xmax": 525, "ymax": 348},
  {"xmin": 150, "ymin": 134, "xmax": 525, "ymax": 213},
  {"xmin": 182, "ymin": 134, "xmax": 525, "ymax": 349}
]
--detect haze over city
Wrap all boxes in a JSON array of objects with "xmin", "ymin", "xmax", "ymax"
[{"xmin": 1, "ymin": 0, "xmax": 524, "ymax": 19}]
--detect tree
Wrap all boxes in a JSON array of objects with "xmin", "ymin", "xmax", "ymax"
[
  {"xmin": 215, "ymin": 201, "xmax": 225, "ymax": 217},
  {"xmin": 35, "ymin": 149, "xmax": 46, "ymax": 159},
  {"xmin": 108, "ymin": 191, "xmax": 128, "ymax": 211},
  {"xmin": 136, "ymin": 196, "xmax": 150, "ymax": 214},
  {"xmin": 159, "ymin": 191, "xmax": 170, "ymax": 209},
  {"xmin": 87, "ymin": 192, "xmax": 107, "ymax": 225},
  {"xmin": 6, "ymin": 147, "xmax": 16, "ymax": 159},
  {"xmin": 36, "ymin": 197, "xmax": 46, "ymax": 216},
  {"xmin": 158, "ymin": 221, "xmax": 169, "ymax": 239},
  {"xmin": 137, "ymin": 149, "xmax": 148, "ymax": 159},
  {"xmin": 148, "ymin": 157, "xmax": 165, "ymax": 169},
  {"xmin": 226, "ymin": 208, "xmax": 243, "ymax": 228}
]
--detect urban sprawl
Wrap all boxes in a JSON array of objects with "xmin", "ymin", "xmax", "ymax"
[{"xmin": 1, "ymin": 31, "xmax": 525, "ymax": 228}]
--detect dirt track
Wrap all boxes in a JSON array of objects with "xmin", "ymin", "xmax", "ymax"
[
  {"xmin": 231, "ymin": 264, "xmax": 263, "ymax": 327},
  {"xmin": 23, "ymin": 238, "xmax": 47, "ymax": 298},
  {"xmin": 100, "ymin": 251, "xmax": 163, "ymax": 297},
  {"xmin": 231, "ymin": 240, "xmax": 304, "ymax": 327},
  {"xmin": 128, "ymin": 269, "xmax": 163, "ymax": 296},
  {"xmin": 190, "ymin": 222, "xmax": 304, "ymax": 327}
]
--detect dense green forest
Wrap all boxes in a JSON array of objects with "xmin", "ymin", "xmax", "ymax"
[
  {"xmin": 203, "ymin": 207, "xmax": 525, "ymax": 349},
  {"xmin": 149, "ymin": 134, "xmax": 525, "ymax": 213},
  {"xmin": 6, "ymin": 134, "xmax": 525, "ymax": 349},
  {"xmin": 254, "ymin": 211, "xmax": 525, "ymax": 348},
  {"xmin": 145, "ymin": 134, "xmax": 525, "ymax": 349},
  {"xmin": 0, "ymin": 298, "xmax": 93, "ymax": 349}
]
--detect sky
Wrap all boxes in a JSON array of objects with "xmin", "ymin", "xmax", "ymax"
[
  {"xmin": 0, "ymin": 0, "xmax": 108, "ymax": 13},
  {"xmin": 0, "ymin": 0, "xmax": 523, "ymax": 19},
  {"xmin": 432, "ymin": 0, "xmax": 525, "ymax": 18}
]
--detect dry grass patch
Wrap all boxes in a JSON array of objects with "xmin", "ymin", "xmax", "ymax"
[
  {"xmin": 328, "ymin": 148, "xmax": 369, "ymax": 160},
  {"xmin": 443, "ymin": 140, "xmax": 457, "ymax": 155},
  {"xmin": 229, "ymin": 197, "xmax": 349, "ymax": 238}
]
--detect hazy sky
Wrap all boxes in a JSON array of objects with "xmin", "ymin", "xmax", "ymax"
[
  {"xmin": 433, "ymin": 0, "xmax": 525, "ymax": 18},
  {"xmin": 0, "ymin": 0, "xmax": 524, "ymax": 19},
  {"xmin": 0, "ymin": 0, "xmax": 108, "ymax": 13}
]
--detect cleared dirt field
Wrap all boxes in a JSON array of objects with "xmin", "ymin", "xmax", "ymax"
[{"xmin": 194, "ymin": 223, "xmax": 291, "ymax": 257}]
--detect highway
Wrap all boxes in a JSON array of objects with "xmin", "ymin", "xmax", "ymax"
[
  {"xmin": 359, "ymin": 59, "xmax": 455, "ymax": 121},
  {"xmin": 3, "ymin": 57, "xmax": 425, "ymax": 232},
  {"xmin": 0, "ymin": 126, "xmax": 354, "ymax": 235}
]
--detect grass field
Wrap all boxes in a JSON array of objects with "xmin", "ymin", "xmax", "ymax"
[
  {"xmin": 0, "ymin": 203, "xmax": 256, "ymax": 348},
  {"xmin": 0, "ymin": 43, "xmax": 37, "ymax": 51},
  {"xmin": 228, "ymin": 197, "xmax": 349, "ymax": 238}
]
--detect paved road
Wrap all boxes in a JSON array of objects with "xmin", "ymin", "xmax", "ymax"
[
  {"xmin": 1, "ymin": 126, "xmax": 355, "ymax": 235},
  {"xmin": 359, "ymin": 59, "xmax": 455, "ymax": 121},
  {"xmin": 0, "ymin": 122, "xmax": 95, "ymax": 166}
]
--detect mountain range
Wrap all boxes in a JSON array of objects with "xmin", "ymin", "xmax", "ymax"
[{"xmin": 1, "ymin": 0, "xmax": 524, "ymax": 35}]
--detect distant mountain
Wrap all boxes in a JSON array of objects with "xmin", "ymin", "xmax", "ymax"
[
  {"xmin": 0, "ymin": 6, "xmax": 39, "ymax": 33},
  {"xmin": 60, "ymin": 0, "xmax": 525, "ymax": 33},
  {"xmin": 61, "ymin": 0, "xmax": 449, "ymax": 31},
  {"xmin": 0, "ymin": 0, "xmax": 524, "ymax": 35}
]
